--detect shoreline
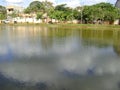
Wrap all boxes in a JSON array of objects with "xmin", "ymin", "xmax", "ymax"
[{"xmin": 0, "ymin": 23, "xmax": 120, "ymax": 30}]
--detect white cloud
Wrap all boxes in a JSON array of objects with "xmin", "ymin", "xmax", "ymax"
[
  {"xmin": 56, "ymin": 0, "xmax": 80, "ymax": 7},
  {"xmin": 82, "ymin": 0, "xmax": 108, "ymax": 5},
  {"xmin": 5, "ymin": 0, "xmax": 116, "ymax": 7},
  {"xmin": 31, "ymin": 0, "xmax": 110, "ymax": 8},
  {"xmin": 5, "ymin": 0, "xmax": 23, "ymax": 3},
  {"xmin": 33, "ymin": 0, "xmax": 56, "ymax": 4},
  {"xmin": 53, "ymin": 0, "xmax": 110, "ymax": 7}
]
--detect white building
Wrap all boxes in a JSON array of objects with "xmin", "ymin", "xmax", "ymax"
[{"xmin": 6, "ymin": 5, "xmax": 24, "ymax": 14}]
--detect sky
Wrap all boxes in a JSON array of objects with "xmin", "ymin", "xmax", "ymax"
[{"xmin": 0, "ymin": 0, "xmax": 117, "ymax": 8}]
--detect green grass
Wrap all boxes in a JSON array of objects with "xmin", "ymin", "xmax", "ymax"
[{"xmin": 0, "ymin": 23, "xmax": 120, "ymax": 30}]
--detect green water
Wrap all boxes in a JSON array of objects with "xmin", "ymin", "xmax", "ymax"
[{"xmin": 0, "ymin": 25, "xmax": 120, "ymax": 90}]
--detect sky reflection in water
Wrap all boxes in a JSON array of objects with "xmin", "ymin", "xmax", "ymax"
[{"xmin": 0, "ymin": 25, "xmax": 120, "ymax": 90}]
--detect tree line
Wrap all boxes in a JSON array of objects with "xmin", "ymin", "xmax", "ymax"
[
  {"xmin": 0, "ymin": 1, "xmax": 120, "ymax": 24},
  {"xmin": 0, "ymin": 5, "xmax": 7, "ymax": 20}
]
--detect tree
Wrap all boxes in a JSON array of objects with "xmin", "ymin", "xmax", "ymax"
[
  {"xmin": 42, "ymin": 1, "xmax": 54, "ymax": 13},
  {"xmin": 24, "ymin": 1, "xmax": 120, "ymax": 24},
  {"xmin": 24, "ymin": 1, "xmax": 54, "ymax": 21},
  {"xmin": 73, "ymin": 7, "xmax": 82, "ymax": 20},
  {"xmin": 95, "ymin": 3, "xmax": 119, "ymax": 21},
  {"xmin": 49, "ymin": 4, "xmax": 73, "ymax": 22},
  {"xmin": 55, "ymin": 4, "xmax": 67, "ymax": 11},
  {"xmin": 82, "ymin": 6, "xmax": 93, "ymax": 23},
  {"xmin": 36, "ymin": 12, "xmax": 43, "ymax": 20},
  {"xmin": 82, "ymin": 3, "xmax": 120, "ymax": 23},
  {"xmin": 0, "ymin": 5, "xmax": 7, "ymax": 20},
  {"xmin": 24, "ymin": 7, "xmax": 31, "ymax": 14},
  {"xmin": 24, "ymin": 1, "xmax": 44, "ymax": 14}
]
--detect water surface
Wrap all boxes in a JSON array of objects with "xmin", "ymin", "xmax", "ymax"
[{"xmin": 0, "ymin": 25, "xmax": 120, "ymax": 90}]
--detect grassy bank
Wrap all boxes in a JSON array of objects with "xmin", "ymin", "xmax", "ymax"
[{"xmin": 0, "ymin": 23, "xmax": 120, "ymax": 30}]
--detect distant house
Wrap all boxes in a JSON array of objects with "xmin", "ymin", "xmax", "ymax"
[
  {"xmin": 14, "ymin": 13, "xmax": 42, "ymax": 23},
  {"xmin": 6, "ymin": 5, "xmax": 24, "ymax": 14},
  {"xmin": 6, "ymin": 5, "xmax": 24, "ymax": 22}
]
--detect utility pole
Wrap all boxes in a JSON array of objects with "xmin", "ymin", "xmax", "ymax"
[
  {"xmin": 81, "ymin": 6, "xmax": 83, "ymax": 24},
  {"xmin": 80, "ymin": 1, "xmax": 84, "ymax": 24}
]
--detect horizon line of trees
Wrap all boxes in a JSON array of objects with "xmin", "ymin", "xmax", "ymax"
[
  {"xmin": 24, "ymin": 1, "xmax": 120, "ymax": 24},
  {"xmin": 0, "ymin": 1, "xmax": 120, "ymax": 24}
]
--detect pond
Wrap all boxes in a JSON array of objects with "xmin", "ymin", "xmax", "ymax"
[{"xmin": 0, "ymin": 25, "xmax": 120, "ymax": 90}]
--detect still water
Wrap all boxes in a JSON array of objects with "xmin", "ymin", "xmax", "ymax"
[{"xmin": 0, "ymin": 25, "xmax": 120, "ymax": 90}]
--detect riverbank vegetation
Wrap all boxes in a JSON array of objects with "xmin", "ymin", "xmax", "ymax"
[
  {"xmin": 24, "ymin": 1, "xmax": 120, "ymax": 24},
  {"xmin": 1, "ymin": 23, "xmax": 120, "ymax": 30},
  {"xmin": 0, "ymin": 5, "xmax": 7, "ymax": 20},
  {"xmin": 0, "ymin": 1, "xmax": 120, "ymax": 24}
]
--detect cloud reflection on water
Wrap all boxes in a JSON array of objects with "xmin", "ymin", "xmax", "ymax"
[
  {"xmin": 0, "ymin": 25, "xmax": 120, "ymax": 90},
  {"xmin": 0, "ymin": 38, "xmax": 119, "ymax": 81}
]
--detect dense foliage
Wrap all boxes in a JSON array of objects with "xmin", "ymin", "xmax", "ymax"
[
  {"xmin": 24, "ymin": 1, "xmax": 43, "ymax": 13},
  {"xmin": 0, "ymin": 5, "xmax": 7, "ymax": 20},
  {"xmin": 83, "ymin": 3, "xmax": 120, "ymax": 23},
  {"xmin": 49, "ymin": 4, "xmax": 73, "ymax": 21},
  {"xmin": 24, "ymin": 1, "xmax": 120, "ymax": 23}
]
